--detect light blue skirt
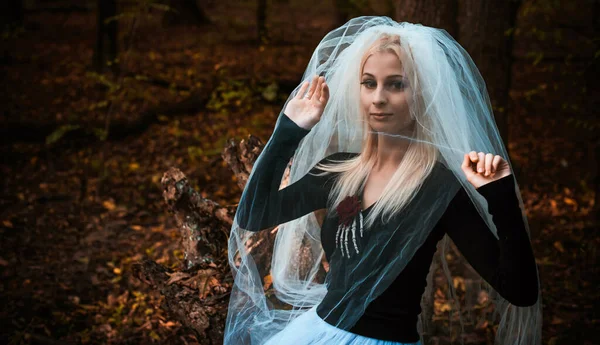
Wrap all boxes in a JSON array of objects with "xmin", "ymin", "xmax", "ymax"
[{"xmin": 264, "ymin": 306, "xmax": 422, "ymax": 345}]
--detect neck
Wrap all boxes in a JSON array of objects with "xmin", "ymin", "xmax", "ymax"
[{"xmin": 373, "ymin": 132, "xmax": 412, "ymax": 172}]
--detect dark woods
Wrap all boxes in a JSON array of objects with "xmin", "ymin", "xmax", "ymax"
[{"xmin": 0, "ymin": 1, "xmax": 597, "ymax": 344}]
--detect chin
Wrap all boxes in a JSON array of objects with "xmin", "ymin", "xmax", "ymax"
[
  {"xmin": 368, "ymin": 119, "xmax": 393, "ymax": 130},
  {"xmin": 367, "ymin": 121, "xmax": 384, "ymax": 131}
]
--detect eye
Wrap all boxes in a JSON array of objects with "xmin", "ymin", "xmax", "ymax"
[
  {"xmin": 389, "ymin": 81, "xmax": 405, "ymax": 90},
  {"xmin": 360, "ymin": 80, "xmax": 376, "ymax": 89}
]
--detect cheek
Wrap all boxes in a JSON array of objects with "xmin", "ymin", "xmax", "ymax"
[
  {"xmin": 404, "ymin": 90, "xmax": 413, "ymax": 105},
  {"xmin": 360, "ymin": 91, "xmax": 370, "ymax": 113},
  {"xmin": 392, "ymin": 93, "xmax": 410, "ymax": 112},
  {"xmin": 359, "ymin": 89, "xmax": 368, "ymax": 104}
]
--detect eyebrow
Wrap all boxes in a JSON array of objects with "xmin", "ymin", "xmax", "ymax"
[{"xmin": 361, "ymin": 73, "xmax": 404, "ymax": 79}]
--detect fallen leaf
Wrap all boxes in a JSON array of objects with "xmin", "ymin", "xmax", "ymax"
[
  {"xmin": 103, "ymin": 200, "xmax": 116, "ymax": 211},
  {"xmin": 263, "ymin": 274, "xmax": 272, "ymax": 290},
  {"xmin": 452, "ymin": 277, "xmax": 465, "ymax": 292},
  {"xmin": 166, "ymin": 272, "xmax": 192, "ymax": 285},
  {"xmin": 553, "ymin": 241, "xmax": 565, "ymax": 253},
  {"xmin": 129, "ymin": 162, "xmax": 140, "ymax": 171}
]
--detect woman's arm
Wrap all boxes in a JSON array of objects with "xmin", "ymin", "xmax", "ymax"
[
  {"xmin": 235, "ymin": 113, "xmax": 337, "ymax": 232},
  {"xmin": 438, "ymin": 175, "xmax": 539, "ymax": 306}
]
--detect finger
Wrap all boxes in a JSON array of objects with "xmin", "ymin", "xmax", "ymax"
[
  {"xmin": 307, "ymin": 75, "xmax": 319, "ymax": 99},
  {"xmin": 467, "ymin": 151, "xmax": 478, "ymax": 172},
  {"xmin": 313, "ymin": 76, "xmax": 323, "ymax": 102},
  {"xmin": 477, "ymin": 152, "xmax": 485, "ymax": 173},
  {"xmin": 296, "ymin": 81, "xmax": 309, "ymax": 99},
  {"xmin": 469, "ymin": 151, "xmax": 478, "ymax": 163},
  {"xmin": 492, "ymin": 155, "xmax": 502, "ymax": 173},
  {"xmin": 461, "ymin": 153, "xmax": 475, "ymax": 177},
  {"xmin": 320, "ymin": 82, "xmax": 329, "ymax": 103},
  {"xmin": 461, "ymin": 153, "xmax": 469, "ymax": 169},
  {"xmin": 484, "ymin": 153, "xmax": 493, "ymax": 176}
]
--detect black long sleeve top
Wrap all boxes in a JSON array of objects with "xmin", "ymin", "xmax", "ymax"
[{"xmin": 235, "ymin": 113, "xmax": 539, "ymax": 343}]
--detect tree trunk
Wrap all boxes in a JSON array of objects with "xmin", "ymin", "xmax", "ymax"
[
  {"xmin": 257, "ymin": 0, "xmax": 268, "ymax": 43},
  {"xmin": 93, "ymin": 0, "xmax": 118, "ymax": 73},
  {"xmin": 593, "ymin": 142, "xmax": 600, "ymax": 225},
  {"xmin": 592, "ymin": 0, "xmax": 600, "ymax": 225},
  {"xmin": 163, "ymin": 0, "xmax": 210, "ymax": 27},
  {"xmin": 457, "ymin": 0, "xmax": 521, "ymax": 150},
  {"xmin": 333, "ymin": 0, "xmax": 350, "ymax": 27},
  {"xmin": 332, "ymin": 0, "xmax": 365, "ymax": 28},
  {"xmin": 395, "ymin": 0, "xmax": 458, "ymax": 38},
  {"xmin": 0, "ymin": 0, "xmax": 24, "ymax": 31}
]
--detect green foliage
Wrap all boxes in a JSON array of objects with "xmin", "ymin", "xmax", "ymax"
[
  {"xmin": 171, "ymin": 119, "xmax": 184, "ymax": 138},
  {"xmin": 521, "ymin": 0, "xmax": 562, "ymax": 17},
  {"xmin": 86, "ymin": 72, "xmax": 121, "ymax": 93},
  {"xmin": 526, "ymin": 51, "xmax": 544, "ymax": 66},
  {"xmin": 90, "ymin": 158, "xmax": 104, "ymax": 172},
  {"xmin": 187, "ymin": 146, "xmax": 205, "ymax": 160},
  {"xmin": 566, "ymin": 117, "xmax": 599, "ymax": 132},
  {"xmin": 207, "ymin": 77, "xmax": 256, "ymax": 114},
  {"xmin": 46, "ymin": 124, "xmax": 80, "ymax": 145},
  {"xmin": 250, "ymin": 115, "xmax": 271, "ymax": 131},
  {"xmin": 262, "ymin": 82, "xmax": 279, "ymax": 102},
  {"xmin": 108, "ymin": 302, "xmax": 125, "ymax": 327},
  {"xmin": 2, "ymin": 25, "xmax": 25, "ymax": 40},
  {"xmin": 92, "ymin": 128, "xmax": 109, "ymax": 141},
  {"xmin": 88, "ymin": 100, "xmax": 109, "ymax": 112}
]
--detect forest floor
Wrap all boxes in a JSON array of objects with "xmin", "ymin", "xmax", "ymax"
[{"xmin": 1, "ymin": 5, "xmax": 598, "ymax": 345}]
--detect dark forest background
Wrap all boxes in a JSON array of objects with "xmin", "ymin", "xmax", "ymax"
[{"xmin": 0, "ymin": 0, "xmax": 598, "ymax": 344}]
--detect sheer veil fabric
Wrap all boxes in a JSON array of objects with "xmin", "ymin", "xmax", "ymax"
[{"xmin": 224, "ymin": 16, "xmax": 542, "ymax": 345}]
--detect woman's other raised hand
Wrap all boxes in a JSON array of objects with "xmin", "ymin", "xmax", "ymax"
[
  {"xmin": 284, "ymin": 75, "xmax": 330, "ymax": 130},
  {"xmin": 461, "ymin": 151, "xmax": 512, "ymax": 189}
]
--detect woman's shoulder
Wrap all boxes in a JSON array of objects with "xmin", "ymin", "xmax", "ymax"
[
  {"xmin": 424, "ymin": 161, "xmax": 464, "ymax": 193},
  {"xmin": 430, "ymin": 160, "xmax": 457, "ymax": 178}
]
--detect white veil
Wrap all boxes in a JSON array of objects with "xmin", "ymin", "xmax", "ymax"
[{"xmin": 225, "ymin": 16, "xmax": 542, "ymax": 345}]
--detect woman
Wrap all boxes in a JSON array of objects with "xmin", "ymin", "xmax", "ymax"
[{"xmin": 225, "ymin": 17, "xmax": 542, "ymax": 345}]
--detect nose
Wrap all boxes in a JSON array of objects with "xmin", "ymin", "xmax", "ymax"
[{"xmin": 372, "ymin": 87, "xmax": 387, "ymax": 106}]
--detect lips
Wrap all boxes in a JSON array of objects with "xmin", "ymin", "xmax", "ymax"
[{"xmin": 371, "ymin": 113, "xmax": 392, "ymax": 120}]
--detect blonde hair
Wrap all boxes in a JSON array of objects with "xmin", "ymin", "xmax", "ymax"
[{"xmin": 315, "ymin": 33, "xmax": 438, "ymax": 229}]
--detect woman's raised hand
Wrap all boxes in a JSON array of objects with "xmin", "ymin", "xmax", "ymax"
[
  {"xmin": 461, "ymin": 151, "xmax": 512, "ymax": 189},
  {"xmin": 284, "ymin": 75, "xmax": 330, "ymax": 130}
]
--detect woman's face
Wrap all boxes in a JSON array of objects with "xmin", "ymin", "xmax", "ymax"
[{"xmin": 360, "ymin": 51, "xmax": 414, "ymax": 135}]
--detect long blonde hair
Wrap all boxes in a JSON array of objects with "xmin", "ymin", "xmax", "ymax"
[{"xmin": 315, "ymin": 34, "xmax": 439, "ymax": 229}]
